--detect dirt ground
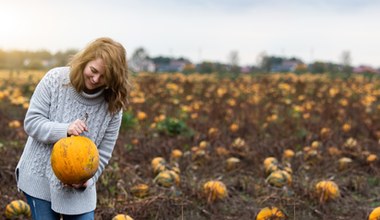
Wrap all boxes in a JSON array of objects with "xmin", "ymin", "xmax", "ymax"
[
  {"xmin": 1, "ymin": 73, "xmax": 380, "ymax": 220},
  {"xmin": 1, "ymin": 121, "xmax": 380, "ymax": 220}
]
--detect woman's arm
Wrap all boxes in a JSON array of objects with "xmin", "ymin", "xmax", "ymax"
[
  {"xmin": 24, "ymin": 69, "xmax": 70, "ymax": 144},
  {"xmin": 91, "ymin": 110, "xmax": 122, "ymax": 184}
]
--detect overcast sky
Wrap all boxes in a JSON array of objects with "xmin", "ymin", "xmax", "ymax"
[{"xmin": 0, "ymin": 0, "xmax": 379, "ymax": 67}]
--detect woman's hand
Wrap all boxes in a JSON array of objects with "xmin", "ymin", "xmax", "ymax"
[
  {"xmin": 71, "ymin": 181, "xmax": 89, "ymax": 189},
  {"xmin": 67, "ymin": 119, "xmax": 88, "ymax": 136},
  {"xmin": 64, "ymin": 180, "xmax": 89, "ymax": 190}
]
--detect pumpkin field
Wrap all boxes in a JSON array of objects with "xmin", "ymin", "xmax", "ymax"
[{"xmin": 1, "ymin": 70, "xmax": 380, "ymax": 219}]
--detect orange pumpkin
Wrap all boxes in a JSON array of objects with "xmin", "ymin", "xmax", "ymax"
[
  {"xmin": 266, "ymin": 170, "xmax": 292, "ymax": 188},
  {"xmin": 5, "ymin": 200, "xmax": 31, "ymax": 219},
  {"xmin": 368, "ymin": 206, "xmax": 380, "ymax": 220},
  {"xmin": 130, "ymin": 183, "xmax": 150, "ymax": 198},
  {"xmin": 315, "ymin": 180, "xmax": 340, "ymax": 203},
  {"xmin": 51, "ymin": 136, "xmax": 99, "ymax": 184},
  {"xmin": 256, "ymin": 206, "xmax": 286, "ymax": 220},
  {"xmin": 203, "ymin": 180, "xmax": 228, "ymax": 203},
  {"xmin": 154, "ymin": 170, "xmax": 180, "ymax": 187},
  {"xmin": 112, "ymin": 214, "xmax": 134, "ymax": 220}
]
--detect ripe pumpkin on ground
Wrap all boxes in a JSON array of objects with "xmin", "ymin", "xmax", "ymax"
[
  {"xmin": 153, "ymin": 163, "xmax": 168, "ymax": 175},
  {"xmin": 265, "ymin": 163, "xmax": 279, "ymax": 176},
  {"xmin": 130, "ymin": 183, "xmax": 150, "ymax": 198},
  {"xmin": 170, "ymin": 149, "xmax": 183, "ymax": 160},
  {"xmin": 151, "ymin": 157, "xmax": 168, "ymax": 174},
  {"xmin": 51, "ymin": 136, "xmax": 99, "ymax": 185},
  {"xmin": 151, "ymin": 157, "xmax": 166, "ymax": 169},
  {"xmin": 203, "ymin": 180, "xmax": 228, "ymax": 203},
  {"xmin": 256, "ymin": 206, "xmax": 286, "ymax": 220},
  {"xmin": 112, "ymin": 214, "xmax": 134, "ymax": 220},
  {"xmin": 5, "ymin": 200, "xmax": 31, "ymax": 219},
  {"xmin": 263, "ymin": 157, "xmax": 279, "ymax": 174},
  {"xmin": 338, "ymin": 157, "xmax": 353, "ymax": 171},
  {"xmin": 154, "ymin": 170, "xmax": 180, "ymax": 187},
  {"xmin": 368, "ymin": 206, "xmax": 380, "ymax": 220},
  {"xmin": 315, "ymin": 180, "xmax": 340, "ymax": 203},
  {"xmin": 266, "ymin": 170, "xmax": 292, "ymax": 188},
  {"xmin": 225, "ymin": 157, "xmax": 241, "ymax": 171},
  {"xmin": 282, "ymin": 149, "xmax": 295, "ymax": 162},
  {"xmin": 367, "ymin": 154, "xmax": 378, "ymax": 163},
  {"xmin": 263, "ymin": 157, "xmax": 278, "ymax": 168}
]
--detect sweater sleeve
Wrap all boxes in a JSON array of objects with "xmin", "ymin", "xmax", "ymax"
[
  {"xmin": 24, "ymin": 69, "xmax": 70, "ymax": 144},
  {"xmin": 92, "ymin": 110, "xmax": 122, "ymax": 183}
]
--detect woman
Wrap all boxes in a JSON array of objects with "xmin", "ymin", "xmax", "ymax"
[{"xmin": 15, "ymin": 37, "xmax": 131, "ymax": 219}]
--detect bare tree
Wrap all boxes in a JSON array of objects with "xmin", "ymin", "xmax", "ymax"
[
  {"xmin": 129, "ymin": 47, "xmax": 155, "ymax": 72},
  {"xmin": 256, "ymin": 51, "xmax": 270, "ymax": 72},
  {"xmin": 228, "ymin": 50, "xmax": 240, "ymax": 74},
  {"xmin": 340, "ymin": 50, "xmax": 352, "ymax": 74}
]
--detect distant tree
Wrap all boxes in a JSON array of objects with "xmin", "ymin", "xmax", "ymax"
[
  {"xmin": 34, "ymin": 50, "xmax": 51, "ymax": 60},
  {"xmin": 310, "ymin": 61, "xmax": 327, "ymax": 73},
  {"xmin": 256, "ymin": 51, "xmax": 269, "ymax": 72},
  {"xmin": 6, "ymin": 50, "xmax": 24, "ymax": 70},
  {"xmin": 0, "ymin": 49, "xmax": 7, "ymax": 69},
  {"xmin": 227, "ymin": 50, "xmax": 240, "ymax": 74},
  {"xmin": 340, "ymin": 50, "xmax": 352, "ymax": 74},
  {"xmin": 54, "ymin": 49, "xmax": 78, "ymax": 66},
  {"xmin": 130, "ymin": 47, "xmax": 152, "ymax": 72},
  {"xmin": 151, "ymin": 56, "xmax": 171, "ymax": 65},
  {"xmin": 309, "ymin": 61, "xmax": 340, "ymax": 74},
  {"xmin": 26, "ymin": 59, "xmax": 44, "ymax": 69},
  {"xmin": 198, "ymin": 61, "xmax": 214, "ymax": 74},
  {"xmin": 182, "ymin": 63, "xmax": 196, "ymax": 74},
  {"xmin": 261, "ymin": 55, "xmax": 288, "ymax": 73},
  {"xmin": 294, "ymin": 63, "xmax": 308, "ymax": 74}
]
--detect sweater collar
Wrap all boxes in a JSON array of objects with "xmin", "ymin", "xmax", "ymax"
[
  {"xmin": 69, "ymin": 87, "xmax": 105, "ymax": 105},
  {"xmin": 80, "ymin": 88, "xmax": 104, "ymax": 99}
]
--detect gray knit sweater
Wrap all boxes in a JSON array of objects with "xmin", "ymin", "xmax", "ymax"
[{"xmin": 16, "ymin": 66, "xmax": 122, "ymax": 215}]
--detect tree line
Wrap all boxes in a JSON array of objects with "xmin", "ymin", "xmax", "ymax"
[
  {"xmin": 0, "ymin": 48, "xmax": 362, "ymax": 75},
  {"xmin": 0, "ymin": 49, "xmax": 78, "ymax": 70}
]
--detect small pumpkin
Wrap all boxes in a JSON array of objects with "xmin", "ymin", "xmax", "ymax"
[
  {"xmin": 153, "ymin": 163, "xmax": 168, "ymax": 175},
  {"xmin": 265, "ymin": 163, "xmax": 279, "ymax": 176},
  {"xmin": 154, "ymin": 170, "xmax": 180, "ymax": 187},
  {"xmin": 203, "ymin": 180, "xmax": 228, "ymax": 203},
  {"xmin": 229, "ymin": 123, "xmax": 239, "ymax": 133},
  {"xmin": 368, "ymin": 206, "xmax": 380, "ymax": 220},
  {"xmin": 112, "ymin": 214, "xmax": 134, "ymax": 220},
  {"xmin": 266, "ymin": 170, "xmax": 292, "ymax": 188},
  {"xmin": 263, "ymin": 157, "xmax": 278, "ymax": 169},
  {"xmin": 315, "ymin": 180, "xmax": 340, "ymax": 203},
  {"xmin": 130, "ymin": 183, "xmax": 149, "ymax": 198},
  {"xmin": 151, "ymin": 157, "xmax": 169, "ymax": 175},
  {"xmin": 151, "ymin": 157, "xmax": 166, "ymax": 169},
  {"xmin": 136, "ymin": 111, "xmax": 147, "ymax": 121},
  {"xmin": 171, "ymin": 166, "xmax": 181, "ymax": 174},
  {"xmin": 256, "ymin": 206, "xmax": 286, "ymax": 220},
  {"xmin": 282, "ymin": 165, "xmax": 293, "ymax": 174},
  {"xmin": 367, "ymin": 154, "xmax": 378, "ymax": 163},
  {"xmin": 282, "ymin": 149, "xmax": 295, "ymax": 162},
  {"xmin": 8, "ymin": 120, "xmax": 21, "ymax": 128},
  {"xmin": 199, "ymin": 141, "xmax": 209, "ymax": 149},
  {"xmin": 338, "ymin": 157, "xmax": 353, "ymax": 171},
  {"xmin": 51, "ymin": 136, "xmax": 99, "ymax": 185},
  {"xmin": 342, "ymin": 123, "xmax": 351, "ymax": 133},
  {"xmin": 5, "ymin": 200, "xmax": 31, "ymax": 219},
  {"xmin": 170, "ymin": 149, "xmax": 183, "ymax": 160},
  {"xmin": 311, "ymin": 141, "xmax": 321, "ymax": 149},
  {"xmin": 208, "ymin": 127, "xmax": 219, "ymax": 137},
  {"xmin": 225, "ymin": 157, "xmax": 241, "ymax": 171}
]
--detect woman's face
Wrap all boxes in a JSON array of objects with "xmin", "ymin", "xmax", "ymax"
[{"xmin": 83, "ymin": 58, "xmax": 106, "ymax": 93}]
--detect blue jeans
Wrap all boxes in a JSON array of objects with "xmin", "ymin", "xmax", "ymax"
[{"xmin": 24, "ymin": 192, "xmax": 94, "ymax": 220}]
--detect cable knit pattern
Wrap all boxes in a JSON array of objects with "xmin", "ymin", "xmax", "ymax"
[{"xmin": 15, "ymin": 67, "xmax": 122, "ymax": 215}]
